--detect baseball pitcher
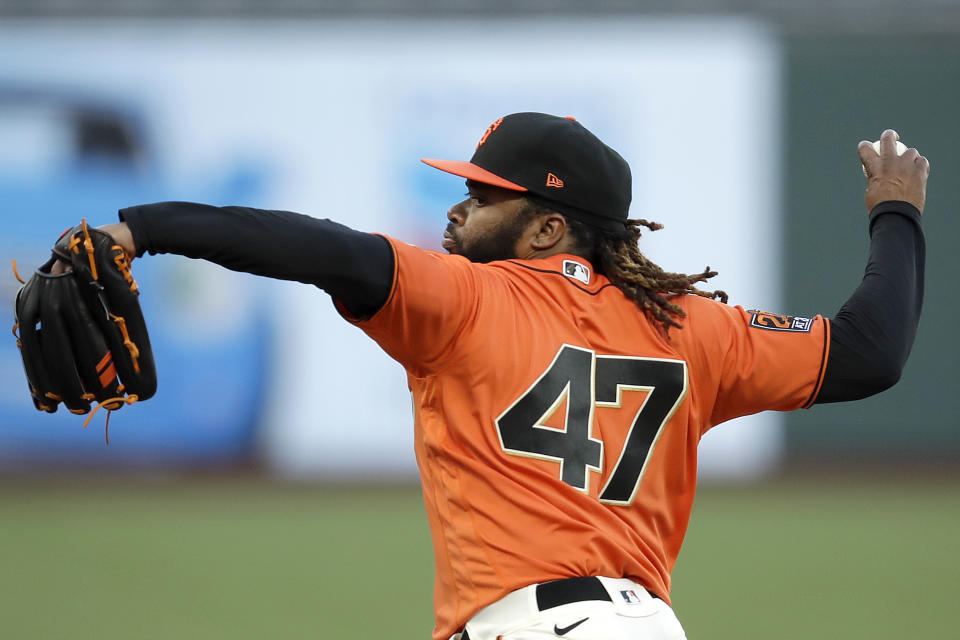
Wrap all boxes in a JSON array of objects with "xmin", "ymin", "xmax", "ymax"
[{"xmin": 14, "ymin": 114, "xmax": 927, "ymax": 639}]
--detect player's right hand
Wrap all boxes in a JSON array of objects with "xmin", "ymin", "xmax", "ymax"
[{"xmin": 858, "ymin": 129, "xmax": 930, "ymax": 214}]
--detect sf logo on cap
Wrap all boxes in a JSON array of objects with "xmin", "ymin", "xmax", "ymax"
[{"xmin": 476, "ymin": 117, "xmax": 504, "ymax": 149}]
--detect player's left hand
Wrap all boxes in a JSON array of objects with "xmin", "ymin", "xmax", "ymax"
[{"xmin": 858, "ymin": 129, "xmax": 930, "ymax": 214}]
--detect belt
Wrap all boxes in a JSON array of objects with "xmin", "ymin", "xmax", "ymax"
[
  {"xmin": 461, "ymin": 577, "xmax": 617, "ymax": 640},
  {"xmin": 535, "ymin": 576, "xmax": 613, "ymax": 610}
]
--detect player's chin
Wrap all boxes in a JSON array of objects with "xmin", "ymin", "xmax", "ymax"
[{"xmin": 441, "ymin": 236, "xmax": 458, "ymax": 254}]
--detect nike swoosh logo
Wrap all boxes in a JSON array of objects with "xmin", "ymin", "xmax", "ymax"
[{"xmin": 553, "ymin": 617, "xmax": 589, "ymax": 636}]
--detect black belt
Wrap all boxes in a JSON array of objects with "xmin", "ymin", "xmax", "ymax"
[
  {"xmin": 535, "ymin": 576, "xmax": 612, "ymax": 610},
  {"xmin": 461, "ymin": 577, "xmax": 616, "ymax": 640}
]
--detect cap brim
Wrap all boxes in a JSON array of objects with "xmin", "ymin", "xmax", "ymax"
[{"xmin": 421, "ymin": 158, "xmax": 527, "ymax": 192}]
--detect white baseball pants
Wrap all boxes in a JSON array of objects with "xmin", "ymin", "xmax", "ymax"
[{"xmin": 450, "ymin": 576, "xmax": 687, "ymax": 640}]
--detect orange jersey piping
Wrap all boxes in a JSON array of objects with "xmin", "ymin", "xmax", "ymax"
[{"xmin": 802, "ymin": 316, "xmax": 831, "ymax": 408}]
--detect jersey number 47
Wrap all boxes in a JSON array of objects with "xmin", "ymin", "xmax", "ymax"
[{"xmin": 496, "ymin": 344, "xmax": 687, "ymax": 506}]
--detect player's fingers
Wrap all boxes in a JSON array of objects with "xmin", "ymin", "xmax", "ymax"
[
  {"xmin": 858, "ymin": 140, "xmax": 879, "ymax": 176},
  {"xmin": 918, "ymin": 155, "xmax": 931, "ymax": 184},
  {"xmin": 879, "ymin": 128, "xmax": 899, "ymax": 156}
]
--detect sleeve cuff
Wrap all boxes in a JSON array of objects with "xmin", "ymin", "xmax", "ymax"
[
  {"xmin": 869, "ymin": 200, "xmax": 922, "ymax": 233},
  {"xmin": 117, "ymin": 206, "xmax": 153, "ymax": 258}
]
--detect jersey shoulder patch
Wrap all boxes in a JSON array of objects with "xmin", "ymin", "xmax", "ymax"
[
  {"xmin": 562, "ymin": 259, "xmax": 591, "ymax": 285},
  {"xmin": 747, "ymin": 309, "xmax": 813, "ymax": 333}
]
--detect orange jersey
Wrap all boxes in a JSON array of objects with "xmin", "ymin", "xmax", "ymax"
[{"xmin": 342, "ymin": 237, "xmax": 829, "ymax": 640}]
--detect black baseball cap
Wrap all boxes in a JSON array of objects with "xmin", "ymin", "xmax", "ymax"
[{"xmin": 422, "ymin": 112, "xmax": 632, "ymax": 231}]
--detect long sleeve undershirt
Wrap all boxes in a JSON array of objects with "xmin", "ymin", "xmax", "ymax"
[
  {"xmin": 121, "ymin": 202, "xmax": 394, "ymax": 318},
  {"xmin": 815, "ymin": 201, "xmax": 924, "ymax": 402},
  {"xmin": 119, "ymin": 200, "xmax": 925, "ymax": 404}
]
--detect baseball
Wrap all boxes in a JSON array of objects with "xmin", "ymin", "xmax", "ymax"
[
  {"xmin": 872, "ymin": 140, "xmax": 908, "ymax": 156},
  {"xmin": 863, "ymin": 139, "xmax": 908, "ymax": 176}
]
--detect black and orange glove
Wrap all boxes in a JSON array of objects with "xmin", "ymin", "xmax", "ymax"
[{"xmin": 12, "ymin": 220, "xmax": 156, "ymax": 436}]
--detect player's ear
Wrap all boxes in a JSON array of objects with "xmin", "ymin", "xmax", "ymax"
[{"xmin": 529, "ymin": 213, "xmax": 567, "ymax": 250}]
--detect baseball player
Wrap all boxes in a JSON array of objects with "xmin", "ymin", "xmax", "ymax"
[{"xmin": 76, "ymin": 114, "xmax": 926, "ymax": 639}]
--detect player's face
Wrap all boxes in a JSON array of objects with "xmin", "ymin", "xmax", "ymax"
[{"xmin": 444, "ymin": 181, "xmax": 536, "ymax": 263}]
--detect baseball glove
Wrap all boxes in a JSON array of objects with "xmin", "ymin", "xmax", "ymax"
[{"xmin": 12, "ymin": 220, "xmax": 156, "ymax": 437}]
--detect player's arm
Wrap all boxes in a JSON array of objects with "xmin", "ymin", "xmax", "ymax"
[
  {"xmin": 99, "ymin": 201, "xmax": 394, "ymax": 319},
  {"xmin": 100, "ymin": 202, "xmax": 478, "ymax": 375},
  {"xmin": 815, "ymin": 130, "xmax": 929, "ymax": 403},
  {"xmin": 699, "ymin": 130, "xmax": 928, "ymax": 427}
]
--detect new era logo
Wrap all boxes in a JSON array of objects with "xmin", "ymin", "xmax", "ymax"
[{"xmin": 546, "ymin": 173, "xmax": 564, "ymax": 188}]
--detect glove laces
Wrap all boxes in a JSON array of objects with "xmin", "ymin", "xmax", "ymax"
[
  {"xmin": 82, "ymin": 395, "xmax": 140, "ymax": 445},
  {"xmin": 11, "ymin": 259, "xmax": 25, "ymax": 284}
]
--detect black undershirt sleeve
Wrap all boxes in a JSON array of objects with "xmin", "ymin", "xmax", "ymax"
[
  {"xmin": 119, "ymin": 201, "xmax": 394, "ymax": 319},
  {"xmin": 118, "ymin": 200, "xmax": 924, "ymax": 402},
  {"xmin": 815, "ymin": 201, "xmax": 925, "ymax": 403}
]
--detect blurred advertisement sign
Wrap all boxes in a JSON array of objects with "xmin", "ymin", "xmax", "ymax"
[
  {"xmin": 0, "ymin": 19, "xmax": 780, "ymax": 479},
  {"xmin": 0, "ymin": 85, "xmax": 270, "ymax": 466}
]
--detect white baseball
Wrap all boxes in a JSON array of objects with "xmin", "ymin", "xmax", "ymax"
[
  {"xmin": 872, "ymin": 140, "xmax": 908, "ymax": 156},
  {"xmin": 863, "ymin": 140, "xmax": 909, "ymax": 176}
]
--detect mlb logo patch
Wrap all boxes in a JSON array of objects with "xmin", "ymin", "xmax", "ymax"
[
  {"xmin": 562, "ymin": 260, "xmax": 591, "ymax": 285},
  {"xmin": 620, "ymin": 589, "xmax": 644, "ymax": 605}
]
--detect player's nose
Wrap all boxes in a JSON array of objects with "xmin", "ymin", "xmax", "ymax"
[{"xmin": 447, "ymin": 200, "xmax": 467, "ymax": 225}]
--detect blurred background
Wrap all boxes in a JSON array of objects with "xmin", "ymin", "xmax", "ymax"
[{"xmin": 0, "ymin": 2, "xmax": 957, "ymax": 639}]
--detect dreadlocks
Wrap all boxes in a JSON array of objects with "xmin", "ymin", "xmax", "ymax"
[{"xmin": 564, "ymin": 214, "xmax": 729, "ymax": 332}]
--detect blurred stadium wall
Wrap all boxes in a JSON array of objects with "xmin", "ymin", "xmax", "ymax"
[{"xmin": 0, "ymin": 1, "xmax": 957, "ymax": 478}]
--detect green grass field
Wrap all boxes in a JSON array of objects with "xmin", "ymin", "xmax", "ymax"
[{"xmin": 0, "ymin": 474, "xmax": 955, "ymax": 639}]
